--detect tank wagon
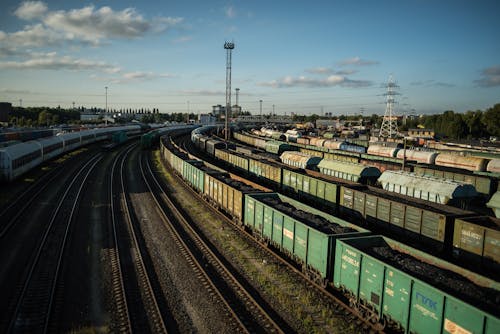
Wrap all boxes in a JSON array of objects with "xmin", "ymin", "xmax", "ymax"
[
  {"xmin": 334, "ymin": 235, "xmax": 499, "ymax": 334},
  {"xmin": 487, "ymin": 158, "xmax": 500, "ymax": 174},
  {"xmin": 435, "ymin": 154, "xmax": 489, "ymax": 172},
  {"xmin": 0, "ymin": 124, "xmax": 142, "ymax": 182},
  {"xmin": 396, "ymin": 149, "xmax": 439, "ymax": 164},
  {"xmin": 162, "ymin": 132, "xmax": 500, "ymax": 333},
  {"xmin": 378, "ymin": 170, "xmax": 478, "ymax": 206},
  {"xmin": 367, "ymin": 145, "xmax": 400, "ymax": 158}
]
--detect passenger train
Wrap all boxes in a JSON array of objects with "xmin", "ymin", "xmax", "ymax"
[{"xmin": 0, "ymin": 124, "xmax": 143, "ymax": 182}]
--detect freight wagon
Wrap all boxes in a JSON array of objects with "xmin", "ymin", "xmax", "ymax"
[
  {"xmin": 244, "ymin": 192, "xmax": 371, "ymax": 285},
  {"xmin": 377, "ymin": 170, "xmax": 478, "ymax": 206},
  {"xmin": 334, "ymin": 235, "xmax": 499, "ymax": 334},
  {"xmin": 195, "ymin": 129, "xmax": 500, "ymax": 274},
  {"xmin": 453, "ymin": 216, "xmax": 500, "ymax": 276},
  {"xmin": 161, "ymin": 129, "xmax": 500, "ymax": 333},
  {"xmin": 413, "ymin": 164, "xmax": 498, "ymax": 198},
  {"xmin": 338, "ymin": 185, "xmax": 480, "ymax": 256}
]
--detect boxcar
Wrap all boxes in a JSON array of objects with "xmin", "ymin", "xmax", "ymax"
[
  {"xmin": 338, "ymin": 185, "xmax": 477, "ymax": 254},
  {"xmin": 334, "ymin": 235, "xmax": 499, "ymax": 334},
  {"xmin": 244, "ymin": 192, "xmax": 370, "ymax": 285}
]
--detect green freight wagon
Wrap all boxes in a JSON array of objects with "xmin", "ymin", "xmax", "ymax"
[
  {"xmin": 265, "ymin": 141, "xmax": 296, "ymax": 155},
  {"xmin": 140, "ymin": 132, "xmax": 154, "ymax": 149},
  {"xmin": 281, "ymin": 168, "xmax": 339, "ymax": 213},
  {"xmin": 182, "ymin": 160, "xmax": 206, "ymax": 193},
  {"xmin": 317, "ymin": 159, "xmax": 381, "ymax": 184},
  {"xmin": 214, "ymin": 148, "xmax": 250, "ymax": 172},
  {"xmin": 244, "ymin": 192, "xmax": 370, "ymax": 285},
  {"xmin": 334, "ymin": 235, "xmax": 500, "ymax": 334},
  {"xmin": 113, "ymin": 131, "xmax": 128, "ymax": 144},
  {"xmin": 453, "ymin": 216, "xmax": 500, "ymax": 275},
  {"xmin": 204, "ymin": 172, "xmax": 269, "ymax": 222},
  {"xmin": 248, "ymin": 157, "xmax": 282, "ymax": 187},
  {"xmin": 338, "ymin": 185, "xmax": 476, "ymax": 254}
]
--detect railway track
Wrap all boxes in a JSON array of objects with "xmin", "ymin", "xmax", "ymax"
[
  {"xmin": 0, "ymin": 149, "xmax": 93, "ymax": 239},
  {"xmin": 176, "ymin": 134, "xmax": 384, "ymax": 333},
  {"xmin": 141, "ymin": 151, "xmax": 286, "ymax": 334},
  {"xmin": 109, "ymin": 143, "xmax": 167, "ymax": 333},
  {"xmin": 6, "ymin": 153, "xmax": 103, "ymax": 333}
]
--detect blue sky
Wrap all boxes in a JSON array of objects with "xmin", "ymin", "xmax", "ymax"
[{"xmin": 0, "ymin": 0, "xmax": 499, "ymax": 116}]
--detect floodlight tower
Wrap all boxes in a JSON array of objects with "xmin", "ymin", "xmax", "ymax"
[
  {"xmin": 224, "ymin": 41, "xmax": 235, "ymax": 141},
  {"xmin": 380, "ymin": 75, "xmax": 399, "ymax": 139}
]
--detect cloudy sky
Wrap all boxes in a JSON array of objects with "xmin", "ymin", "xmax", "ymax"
[{"xmin": 0, "ymin": 0, "xmax": 499, "ymax": 115}]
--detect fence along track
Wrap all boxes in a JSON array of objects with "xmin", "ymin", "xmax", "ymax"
[
  {"xmin": 141, "ymin": 153, "xmax": 285, "ymax": 334},
  {"xmin": 8, "ymin": 153, "xmax": 103, "ymax": 334}
]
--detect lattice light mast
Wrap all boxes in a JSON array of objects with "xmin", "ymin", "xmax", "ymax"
[
  {"xmin": 224, "ymin": 41, "xmax": 235, "ymax": 141},
  {"xmin": 379, "ymin": 75, "xmax": 399, "ymax": 139}
]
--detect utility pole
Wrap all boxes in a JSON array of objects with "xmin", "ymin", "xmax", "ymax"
[
  {"xmin": 105, "ymin": 86, "xmax": 108, "ymax": 125},
  {"xmin": 259, "ymin": 99, "xmax": 263, "ymax": 122},
  {"xmin": 224, "ymin": 41, "xmax": 235, "ymax": 141}
]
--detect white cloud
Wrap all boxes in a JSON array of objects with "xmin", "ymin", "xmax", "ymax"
[
  {"xmin": 178, "ymin": 90, "xmax": 224, "ymax": 96},
  {"xmin": 306, "ymin": 67, "xmax": 358, "ymax": 75},
  {"xmin": 173, "ymin": 35, "xmax": 192, "ymax": 43},
  {"xmin": 225, "ymin": 6, "xmax": 236, "ymax": 18},
  {"xmin": 91, "ymin": 71, "xmax": 175, "ymax": 84},
  {"xmin": 2, "ymin": 2, "xmax": 183, "ymax": 51},
  {"xmin": 260, "ymin": 75, "xmax": 372, "ymax": 88},
  {"xmin": 14, "ymin": 1, "xmax": 48, "ymax": 20},
  {"xmin": 0, "ymin": 24, "xmax": 68, "ymax": 49},
  {"xmin": 0, "ymin": 53, "xmax": 120, "ymax": 72},
  {"xmin": 339, "ymin": 56, "xmax": 379, "ymax": 66},
  {"xmin": 42, "ymin": 6, "xmax": 182, "ymax": 43},
  {"xmin": 475, "ymin": 65, "xmax": 500, "ymax": 87}
]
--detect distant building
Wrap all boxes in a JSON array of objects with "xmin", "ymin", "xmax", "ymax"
[
  {"xmin": 80, "ymin": 112, "xmax": 101, "ymax": 122},
  {"xmin": 0, "ymin": 102, "xmax": 12, "ymax": 124},
  {"xmin": 199, "ymin": 113, "xmax": 217, "ymax": 124},
  {"xmin": 212, "ymin": 104, "xmax": 225, "ymax": 119},
  {"xmin": 408, "ymin": 128, "xmax": 435, "ymax": 139}
]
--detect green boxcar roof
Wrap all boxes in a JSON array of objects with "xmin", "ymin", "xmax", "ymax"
[{"xmin": 318, "ymin": 159, "xmax": 381, "ymax": 177}]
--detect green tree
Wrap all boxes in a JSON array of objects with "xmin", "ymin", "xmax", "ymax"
[{"xmin": 481, "ymin": 103, "xmax": 500, "ymax": 137}]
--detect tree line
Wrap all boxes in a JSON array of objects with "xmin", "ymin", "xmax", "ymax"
[{"xmin": 6, "ymin": 103, "xmax": 500, "ymax": 139}]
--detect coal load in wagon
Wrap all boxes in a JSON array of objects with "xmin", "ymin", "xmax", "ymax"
[
  {"xmin": 371, "ymin": 246, "xmax": 500, "ymax": 316},
  {"xmin": 223, "ymin": 177, "xmax": 262, "ymax": 193},
  {"xmin": 261, "ymin": 197, "xmax": 356, "ymax": 234}
]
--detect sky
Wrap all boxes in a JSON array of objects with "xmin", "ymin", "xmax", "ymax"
[{"xmin": 0, "ymin": 0, "xmax": 499, "ymax": 116}]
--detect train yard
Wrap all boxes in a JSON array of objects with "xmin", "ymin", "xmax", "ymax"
[{"xmin": 0, "ymin": 123, "xmax": 499, "ymax": 333}]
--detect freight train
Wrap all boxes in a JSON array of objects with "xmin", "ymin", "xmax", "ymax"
[
  {"xmin": 157, "ymin": 128, "xmax": 500, "ymax": 334},
  {"xmin": 234, "ymin": 131, "xmax": 500, "ymax": 198},
  {"xmin": 0, "ymin": 124, "xmax": 144, "ymax": 182},
  {"xmin": 190, "ymin": 127, "xmax": 499, "ymax": 276}
]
